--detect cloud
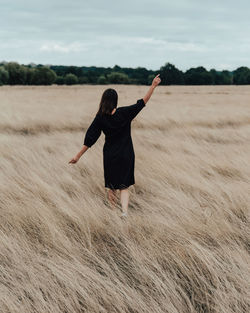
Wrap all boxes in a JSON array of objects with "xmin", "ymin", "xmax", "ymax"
[
  {"xmin": 1, "ymin": 0, "xmax": 250, "ymax": 70},
  {"xmin": 40, "ymin": 42, "xmax": 89, "ymax": 53},
  {"xmin": 38, "ymin": 36, "xmax": 206, "ymax": 56},
  {"xmin": 116, "ymin": 37, "xmax": 207, "ymax": 52}
]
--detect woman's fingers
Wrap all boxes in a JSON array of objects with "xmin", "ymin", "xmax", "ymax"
[
  {"xmin": 153, "ymin": 74, "xmax": 161, "ymax": 84},
  {"xmin": 153, "ymin": 74, "xmax": 161, "ymax": 85}
]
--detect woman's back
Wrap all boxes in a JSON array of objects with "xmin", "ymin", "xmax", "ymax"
[{"xmin": 83, "ymin": 98, "xmax": 145, "ymax": 148}]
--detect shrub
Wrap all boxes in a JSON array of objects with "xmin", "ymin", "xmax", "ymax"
[
  {"xmin": 31, "ymin": 67, "xmax": 57, "ymax": 85},
  {"xmin": 0, "ymin": 67, "xmax": 9, "ymax": 85},
  {"xmin": 55, "ymin": 76, "xmax": 65, "ymax": 85},
  {"xmin": 97, "ymin": 75, "xmax": 107, "ymax": 84},
  {"xmin": 4, "ymin": 62, "xmax": 27, "ymax": 85},
  {"xmin": 78, "ymin": 76, "xmax": 88, "ymax": 84},
  {"xmin": 107, "ymin": 72, "xmax": 129, "ymax": 84},
  {"xmin": 65, "ymin": 73, "xmax": 78, "ymax": 85}
]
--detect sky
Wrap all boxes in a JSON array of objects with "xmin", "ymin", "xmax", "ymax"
[{"xmin": 0, "ymin": 0, "xmax": 249, "ymax": 71}]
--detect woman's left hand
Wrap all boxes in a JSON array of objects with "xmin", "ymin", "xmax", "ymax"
[{"xmin": 68, "ymin": 156, "xmax": 79, "ymax": 164}]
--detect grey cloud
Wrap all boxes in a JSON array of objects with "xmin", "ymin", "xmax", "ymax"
[{"xmin": 0, "ymin": 0, "xmax": 249, "ymax": 70}]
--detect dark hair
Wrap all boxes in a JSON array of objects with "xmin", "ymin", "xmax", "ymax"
[{"xmin": 96, "ymin": 88, "xmax": 118, "ymax": 116}]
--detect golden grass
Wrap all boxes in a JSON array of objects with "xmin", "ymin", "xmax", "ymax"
[{"xmin": 0, "ymin": 85, "xmax": 250, "ymax": 313}]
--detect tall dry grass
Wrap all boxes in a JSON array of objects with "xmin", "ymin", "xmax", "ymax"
[{"xmin": 0, "ymin": 85, "xmax": 250, "ymax": 313}]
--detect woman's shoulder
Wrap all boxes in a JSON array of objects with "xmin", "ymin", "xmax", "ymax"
[
  {"xmin": 120, "ymin": 99, "xmax": 145, "ymax": 110},
  {"xmin": 93, "ymin": 114, "xmax": 104, "ymax": 127},
  {"xmin": 95, "ymin": 113, "xmax": 103, "ymax": 120}
]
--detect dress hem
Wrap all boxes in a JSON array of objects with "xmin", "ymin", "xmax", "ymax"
[{"xmin": 105, "ymin": 183, "xmax": 134, "ymax": 190}]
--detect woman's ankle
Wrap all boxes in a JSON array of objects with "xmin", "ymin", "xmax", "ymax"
[{"xmin": 121, "ymin": 207, "xmax": 128, "ymax": 214}]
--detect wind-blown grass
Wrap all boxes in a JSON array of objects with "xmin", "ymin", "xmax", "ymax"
[{"xmin": 0, "ymin": 85, "xmax": 249, "ymax": 313}]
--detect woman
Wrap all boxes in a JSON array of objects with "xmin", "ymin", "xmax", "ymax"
[{"xmin": 69, "ymin": 74, "xmax": 161, "ymax": 217}]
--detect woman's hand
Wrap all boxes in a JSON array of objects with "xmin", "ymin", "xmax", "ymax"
[
  {"xmin": 68, "ymin": 146, "xmax": 89, "ymax": 165},
  {"xmin": 143, "ymin": 74, "xmax": 161, "ymax": 104},
  {"xmin": 68, "ymin": 156, "xmax": 79, "ymax": 164},
  {"xmin": 152, "ymin": 74, "xmax": 161, "ymax": 87}
]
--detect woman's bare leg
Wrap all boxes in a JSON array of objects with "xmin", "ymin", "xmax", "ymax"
[
  {"xmin": 107, "ymin": 189, "xmax": 117, "ymax": 209},
  {"xmin": 120, "ymin": 188, "xmax": 129, "ymax": 214}
]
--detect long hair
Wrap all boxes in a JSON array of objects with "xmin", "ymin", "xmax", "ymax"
[{"xmin": 96, "ymin": 88, "xmax": 118, "ymax": 116}]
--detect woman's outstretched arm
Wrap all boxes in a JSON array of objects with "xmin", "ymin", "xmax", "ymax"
[
  {"xmin": 69, "ymin": 115, "xmax": 102, "ymax": 164},
  {"xmin": 143, "ymin": 74, "xmax": 161, "ymax": 104},
  {"xmin": 69, "ymin": 145, "xmax": 89, "ymax": 164}
]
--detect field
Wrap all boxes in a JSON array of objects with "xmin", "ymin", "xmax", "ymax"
[{"xmin": 0, "ymin": 85, "xmax": 250, "ymax": 313}]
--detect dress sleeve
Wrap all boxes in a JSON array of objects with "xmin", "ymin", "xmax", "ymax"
[
  {"xmin": 122, "ymin": 98, "xmax": 146, "ymax": 121},
  {"xmin": 83, "ymin": 115, "xmax": 102, "ymax": 148}
]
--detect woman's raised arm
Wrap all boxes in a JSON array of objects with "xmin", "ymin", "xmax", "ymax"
[{"xmin": 143, "ymin": 74, "xmax": 161, "ymax": 104}]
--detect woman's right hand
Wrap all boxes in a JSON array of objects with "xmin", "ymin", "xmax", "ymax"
[
  {"xmin": 68, "ymin": 156, "xmax": 79, "ymax": 164},
  {"xmin": 152, "ymin": 74, "xmax": 161, "ymax": 87}
]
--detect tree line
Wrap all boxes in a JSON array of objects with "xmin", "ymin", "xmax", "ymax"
[{"xmin": 0, "ymin": 61, "xmax": 250, "ymax": 86}]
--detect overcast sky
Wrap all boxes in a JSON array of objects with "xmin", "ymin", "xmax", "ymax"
[{"xmin": 0, "ymin": 0, "xmax": 249, "ymax": 70}]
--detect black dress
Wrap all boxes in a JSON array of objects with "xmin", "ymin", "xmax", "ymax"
[{"xmin": 83, "ymin": 98, "xmax": 146, "ymax": 190}]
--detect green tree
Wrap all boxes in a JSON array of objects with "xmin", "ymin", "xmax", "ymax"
[
  {"xmin": 65, "ymin": 73, "xmax": 78, "ymax": 85},
  {"xmin": 25, "ymin": 68, "xmax": 36, "ymax": 85},
  {"xmin": 184, "ymin": 67, "xmax": 213, "ymax": 85},
  {"xmin": 78, "ymin": 76, "xmax": 88, "ymax": 84},
  {"xmin": 246, "ymin": 72, "xmax": 250, "ymax": 84},
  {"xmin": 4, "ymin": 62, "xmax": 27, "ymax": 85},
  {"xmin": 107, "ymin": 72, "xmax": 129, "ymax": 84},
  {"xmin": 220, "ymin": 70, "xmax": 233, "ymax": 85},
  {"xmin": 31, "ymin": 67, "xmax": 57, "ymax": 85},
  {"xmin": 159, "ymin": 62, "xmax": 184, "ymax": 85},
  {"xmin": 97, "ymin": 75, "xmax": 107, "ymax": 84},
  {"xmin": 55, "ymin": 76, "xmax": 65, "ymax": 85},
  {"xmin": 209, "ymin": 69, "xmax": 232, "ymax": 85},
  {"xmin": 128, "ymin": 78, "xmax": 140, "ymax": 84},
  {"xmin": 210, "ymin": 69, "xmax": 221, "ymax": 85},
  {"xmin": 112, "ymin": 65, "xmax": 122, "ymax": 72},
  {"xmin": 233, "ymin": 67, "xmax": 250, "ymax": 84},
  {"xmin": 128, "ymin": 67, "xmax": 150, "ymax": 85},
  {"xmin": 0, "ymin": 67, "xmax": 9, "ymax": 85},
  {"xmin": 66, "ymin": 66, "xmax": 83, "ymax": 77}
]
